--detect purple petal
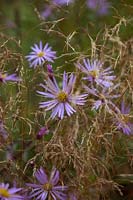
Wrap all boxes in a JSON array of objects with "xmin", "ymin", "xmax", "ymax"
[
  {"xmin": 35, "ymin": 167, "xmax": 48, "ymax": 184},
  {"xmin": 65, "ymin": 102, "xmax": 76, "ymax": 116},
  {"xmin": 92, "ymin": 100, "xmax": 102, "ymax": 110},
  {"xmin": 50, "ymin": 168, "xmax": 60, "ymax": 186}
]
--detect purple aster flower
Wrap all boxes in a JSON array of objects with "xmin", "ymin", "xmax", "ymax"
[
  {"xmin": 37, "ymin": 72, "xmax": 87, "ymax": 119},
  {"xmin": 40, "ymin": 5, "xmax": 53, "ymax": 19},
  {"xmin": 87, "ymin": 0, "xmax": 110, "ymax": 15},
  {"xmin": 0, "ymin": 73, "xmax": 21, "ymax": 83},
  {"xmin": 52, "ymin": 0, "xmax": 74, "ymax": 6},
  {"xmin": 27, "ymin": 167, "xmax": 68, "ymax": 200},
  {"xmin": 75, "ymin": 59, "xmax": 115, "ymax": 88},
  {"xmin": 115, "ymin": 101, "xmax": 133, "ymax": 135},
  {"xmin": 26, "ymin": 41, "xmax": 56, "ymax": 68},
  {"xmin": 84, "ymin": 84, "xmax": 120, "ymax": 111},
  {"xmin": 36, "ymin": 126, "xmax": 49, "ymax": 139},
  {"xmin": 0, "ymin": 183, "xmax": 23, "ymax": 200}
]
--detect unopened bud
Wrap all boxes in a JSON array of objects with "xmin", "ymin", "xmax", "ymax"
[
  {"xmin": 47, "ymin": 64, "xmax": 54, "ymax": 80},
  {"xmin": 36, "ymin": 126, "xmax": 49, "ymax": 139}
]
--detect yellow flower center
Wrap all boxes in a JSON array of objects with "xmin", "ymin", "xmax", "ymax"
[
  {"xmin": 0, "ymin": 74, "xmax": 7, "ymax": 80},
  {"xmin": 0, "ymin": 188, "xmax": 10, "ymax": 197},
  {"xmin": 89, "ymin": 70, "xmax": 99, "ymax": 78},
  {"xmin": 37, "ymin": 51, "xmax": 45, "ymax": 57},
  {"xmin": 121, "ymin": 114, "xmax": 129, "ymax": 123},
  {"xmin": 43, "ymin": 183, "xmax": 53, "ymax": 191},
  {"xmin": 57, "ymin": 91, "xmax": 68, "ymax": 102}
]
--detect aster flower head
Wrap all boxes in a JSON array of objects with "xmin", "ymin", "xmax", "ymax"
[
  {"xmin": 75, "ymin": 59, "xmax": 115, "ymax": 88},
  {"xmin": 27, "ymin": 167, "xmax": 68, "ymax": 200},
  {"xmin": 115, "ymin": 101, "xmax": 133, "ymax": 135},
  {"xmin": 87, "ymin": 0, "xmax": 110, "ymax": 15},
  {"xmin": 0, "ymin": 183, "xmax": 23, "ymax": 200},
  {"xmin": 26, "ymin": 41, "xmax": 56, "ymax": 68},
  {"xmin": 40, "ymin": 5, "xmax": 53, "ymax": 19},
  {"xmin": 84, "ymin": 84, "xmax": 120, "ymax": 111},
  {"xmin": 0, "ymin": 73, "xmax": 21, "ymax": 83},
  {"xmin": 37, "ymin": 72, "xmax": 87, "ymax": 119}
]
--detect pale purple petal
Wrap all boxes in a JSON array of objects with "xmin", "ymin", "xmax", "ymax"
[
  {"xmin": 51, "ymin": 190, "xmax": 67, "ymax": 200},
  {"xmin": 65, "ymin": 102, "xmax": 76, "ymax": 116},
  {"xmin": 37, "ymin": 91, "xmax": 56, "ymax": 98},
  {"xmin": 92, "ymin": 100, "xmax": 102, "ymax": 110},
  {"xmin": 35, "ymin": 167, "xmax": 48, "ymax": 184},
  {"xmin": 53, "ymin": 186, "xmax": 68, "ymax": 191},
  {"xmin": 51, "ymin": 104, "xmax": 62, "ymax": 119},
  {"xmin": 50, "ymin": 168, "xmax": 60, "ymax": 186}
]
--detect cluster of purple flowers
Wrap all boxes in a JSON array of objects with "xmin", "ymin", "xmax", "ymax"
[
  {"xmin": 40, "ymin": 0, "xmax": 74, "ymax": 20},
  {"xmin": 75, "ymin": 58, "xmax": 132, "ymax": 135},
  {"xmin": 26, "ymin": 40, "xmax": 132, "ymax": 135},
  {"xmin": 1, "ymin": 43, "xmax": 131, "ymax": 200},
  {"xmin": 26, "ymin": 41, "xmax": 87, "ymax": 119},
  {"xmin": 86, "ymin": 0, "xmax": 111, "ymax": 15},
  {"xmin": 1, "ymin": 2, "xmax": 132, "ymax": 200},
  {"xmin": 40, "ymin": 0, "xmax": 110, "ymax": 20}
]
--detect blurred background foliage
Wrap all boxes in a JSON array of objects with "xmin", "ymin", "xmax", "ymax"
[{"xmin": 0, "ymin": 0, "xmax": 132, "ymax": 49}]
